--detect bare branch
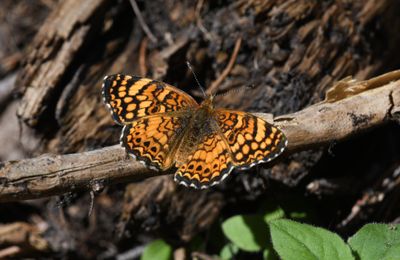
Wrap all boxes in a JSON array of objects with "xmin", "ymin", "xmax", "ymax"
[
  {"xmin": 274, "ymin": 79, "xmax": 400, "ymax": 151},
  {"xmin": 207, "ymin": 37, "xmax": 242, "ymax": 95},
  {"xmin": 128, "ymin": 0, "xmax": 157, "ymax": 43},
  {"xmin": 0, "ymin": 146, "xmax": 161, "ymax": 202},
  {"xmin": 1, "ymin": 73, "xmax": 399, "ymax": 202}
]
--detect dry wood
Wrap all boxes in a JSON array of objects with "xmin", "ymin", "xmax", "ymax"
[
  {"xmin": 275, "ymin": 78, "xmax": 400, "ymax": 150},
  {"xmin": 0, "ymin": 145, "xmax": 160, "ymax": 202},
  {"xmin": 1, "ymin": 72, "xmax": 399, "ymax": 202},
  {"xmin": 15, "ymin": 0, "xmax": 110, "ymax": 126},
  {"xmin": 0, "ymin": 222, "xmax": 50, "ymax": 258}
]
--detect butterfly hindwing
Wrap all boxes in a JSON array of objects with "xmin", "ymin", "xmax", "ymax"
[
  {"xmin": 174, "ymin": 130, "xmax": 233, "ymax": 189},
  {"xmin": 215, "ymin": 109, "xmax": 287, "ymax": 169},
  {"xmin": 121, "ymin": 114, "xmax": 190, "ymax": 170},
  {"xmin": 102, "ymin": 74, "xmax": 198, "ymax": 125}
]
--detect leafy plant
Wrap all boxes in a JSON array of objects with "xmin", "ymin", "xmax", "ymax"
[
  {"xmin": 220, "ymin": 243, "xmax": 239, "ymax": 260},
  {"xmin": 219, "ymin": 205, "xmax": 400, "ymax": 260},
  {"xmin": 348, "ymin": 223, "xmax": 400, "ymax": 260},
  {"xmin": 222, "ymin": 214, "xmax": 269, "ymax": 252},
  {"xmin": 140, "ymin": 205, "xmax": 400, "ymax": 260},
  {"xmin": 269, "ymin": 219, "xmax": 353, "ymax": 260},
  {"xmin": 141, "ymin": 239, "xmax": 172, "ymax": 260}
]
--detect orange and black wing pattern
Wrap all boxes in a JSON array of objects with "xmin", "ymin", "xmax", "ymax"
[
  {"xmin": 121, "ymin": 114, "xmax": 190, "ymax": 171},
  {"xmin": 102, "ymin": 74, "xmax": 288, "ymax": 189},
  {"xmin": 102, "ymin": 74, "xmax": 198, "ymax": 125},
  {"xmin": 215, "ymin": 109, "xmax": 287, "ymax": 169},
  {"xmin": 174, "ymin": 131, "xmax": 234, "ymax": 189}
]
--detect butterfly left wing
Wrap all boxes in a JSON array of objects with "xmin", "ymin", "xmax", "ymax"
[
  {"xmin": 102, "ymin": 74, "xmax": 198, "ymax": 125},
  {"xmin": 214, "ymin": 109, "xmax": 287, "ymax": 169}
]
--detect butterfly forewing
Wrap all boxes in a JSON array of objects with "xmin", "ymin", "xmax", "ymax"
[{"xmin": 102, "ymin": 74, "xmax": 198, "ymax": 124}]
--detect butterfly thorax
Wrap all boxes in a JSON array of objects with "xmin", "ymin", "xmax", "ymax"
[
  {"xmin": 173, "ymin": 97, "xmax": 217, "ymax": 166},
  {"xmin": 200, "ymin": 95, "xmax": 214, "ymax": 108},
  {"xmin": 196, "ymin": 96, "xmax": 215, "ymax": 119}
]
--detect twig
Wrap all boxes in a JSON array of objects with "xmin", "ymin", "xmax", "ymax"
[
  {"xmin": 139, "ymin": 37, "xmax": 148, "ymax": 76},
  {"xmin": 129, "ymin": 0, "xmax": 157, "ymax": 43},
  {"xmin": 207, "ymin": 37, "xmax": 242, "ymax": 95},
  {"xmin": 195, "ymin": 0, "xmax": 214, "ymax": 42},
  {"xmin": 0, "ymin": 246, "xmax": 21, "ymax": 259},
  {"xmin": 0, "ymin": 73, "xmax": 399, "ymax": 202}
]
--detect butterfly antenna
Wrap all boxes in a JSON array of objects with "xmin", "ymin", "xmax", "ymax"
[
  {"xmin": 186, "ymin": 61, "xmax": 207, "ymax": 97},
  {"xmin": 215, "ymin": 84, "xmax": 256, "ymax": 98}
]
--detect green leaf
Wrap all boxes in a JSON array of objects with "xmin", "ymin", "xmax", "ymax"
[
  {"xmin": 263, "ymin": 244, "xmax": 279, "ymax": 260},
  {"xmin": 141, "ymin": 239, "xmax": 172, "ymax": 260},
  {"xmin": 220, "ymin": 243, "xmax": 239, "ymax": 260},
  {"xmin": 269, "ymin": 219, "xmax": 354, "ymax": 260},
  {"xmin": 222, "ymin": 214, "xmax": 269, "ymax": 252},
  {"xmin": 263, "ymin": 205, "xmax": 285, "ymax": 222},
  {"xmin": 348, "ymin": 223, "xmax": 400, "ymax": 260}
]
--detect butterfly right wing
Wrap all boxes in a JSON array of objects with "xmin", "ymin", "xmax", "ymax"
[
  {"xmin": 102, "ymin": 74, "xmax": 199, "ymax": 125},
  {"xmin": 121, "ymin": 113, "xmax": 191, "ymax": 171}
]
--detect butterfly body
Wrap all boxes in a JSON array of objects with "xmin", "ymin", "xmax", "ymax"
[
  {"xmin": 172, "ymin": 100, "xmax": 224, "ymax": 167},
  {"xmin": 102, "ymin": 74, "xmax": 287, "ymax": 189}
]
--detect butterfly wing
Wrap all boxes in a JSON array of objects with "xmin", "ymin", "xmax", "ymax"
[
  {"xmin": 121, "ymin": 113, "xmax": 191, "ymax": 170},
  {"xmin": 215, "ymin": 109, "xmax": 287, "ymax": 169},
  {"xmin": 173, "ymin": 109, "xmax": 287, "ymax": 189},
  {"xmin": 174, "ymin": 130, "xmax": 234, "ymax": 189},
  {"xmin": 102, "ymin": 74, "xmax": 198, "ymax": 125}
]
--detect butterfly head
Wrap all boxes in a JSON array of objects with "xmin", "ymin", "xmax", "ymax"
[{"xmin": 200, "ymin": 94, "xmax": 214, "ymax": 110}]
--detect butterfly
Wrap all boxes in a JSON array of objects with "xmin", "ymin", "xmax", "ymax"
[{"xmin": 102, "ymin": 74, "xmax": 287, "ymax": 189}]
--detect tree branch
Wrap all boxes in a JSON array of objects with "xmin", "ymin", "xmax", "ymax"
[{"xmin": 1, "ymin": 72, "xmax": 399, "ymax": 202}]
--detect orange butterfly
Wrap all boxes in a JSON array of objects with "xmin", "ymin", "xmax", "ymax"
[{"xmin": 102, "ymin": 74, "xmax": 287, "ymax": 189}]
